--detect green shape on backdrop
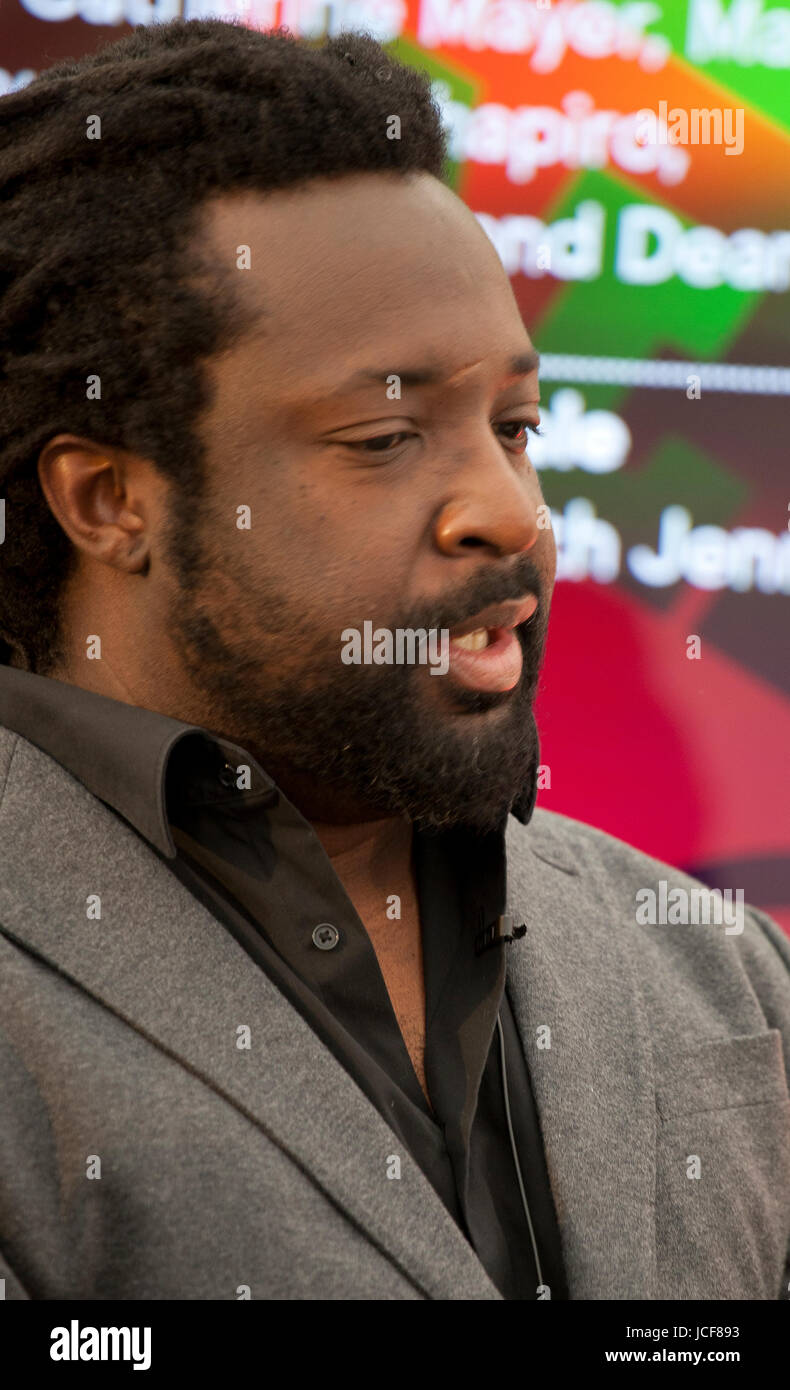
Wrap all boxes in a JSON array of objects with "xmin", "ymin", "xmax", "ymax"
[
  {"xmin": 530, "ymin": 169, "xmax": 763, "ymax": 410},
  {"xmin": 538, "ymin": 436, "xmax": 749, "ymax": 532},
  {"xmin": 642, "ymin": 0, "xmax": 790, "ymax": 133}
]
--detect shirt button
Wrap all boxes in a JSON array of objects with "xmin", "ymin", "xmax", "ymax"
[{"xmin": 312, "ymin": 923, "xmax": 340, "ymax": 951}]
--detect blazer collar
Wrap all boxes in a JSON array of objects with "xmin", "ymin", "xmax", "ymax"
[{"xmin": 504, "ymin": 814, "xmax": 658, "ymax": 1298}]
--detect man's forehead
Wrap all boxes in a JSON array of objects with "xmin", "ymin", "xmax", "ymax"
[
  {"xmin": 200, "ymin": 170, "xmax": 465, "ymax": 236},
  {"xmin": 197, "ymin": 174, "xmax": 510, "ymax": 324},
  {"xmin": 196, "ymin": 180, "xmax": 536, "ymax": 405},
  {"xmin": 294, "ymin": 346, "xmax": 541, "ymax": 407},
  {"xmin": 202, "ymin": 330, "xmax": 540, "ymax": 444},
  {"xmin": 212, "ymin": 310, "xmax": 539, "ymax": 405}
]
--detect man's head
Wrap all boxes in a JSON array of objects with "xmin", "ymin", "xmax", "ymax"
[{"xmin": 0, "ymin": 19, "xmax": 555, "ymax": 834}]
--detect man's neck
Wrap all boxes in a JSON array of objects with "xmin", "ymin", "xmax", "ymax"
[
  {"xmin": 310, "ymin": 813, "xmax": 414, "ymax": 903},
  {"xmin": 310, "ymin": 812, "xmax": 418, "ymax": 963},
  {"xmin": 312, "ymin": 811, "xmax": 430, "ymax": 1104}
]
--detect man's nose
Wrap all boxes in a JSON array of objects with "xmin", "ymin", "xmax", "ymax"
[{"xmin": 433, "ymin": 437, "xmax": 543, "ymax": 559}]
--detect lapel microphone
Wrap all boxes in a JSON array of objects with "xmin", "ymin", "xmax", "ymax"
[{"xmin": 474, "ymin": 913, "xmax": 527, "ymax": 956}]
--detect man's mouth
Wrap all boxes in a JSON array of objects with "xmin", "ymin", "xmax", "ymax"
[{"xmin": 446, "ymin": 594, "xmax": 539, "ymax": 694}]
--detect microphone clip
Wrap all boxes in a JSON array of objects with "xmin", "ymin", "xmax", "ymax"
[{"xmin": 474, "ymin": 913, "xmax": 527, "ymax": 956}]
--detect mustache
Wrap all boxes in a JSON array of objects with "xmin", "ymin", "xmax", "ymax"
[{"xmin": 392, "ymin": 554, "xmax": 545, "ymax": 635}]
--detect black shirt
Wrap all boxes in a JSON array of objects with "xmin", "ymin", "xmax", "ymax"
[{"xmin": 0, "ymin": 663, "xmax": 567, "ymax": 1300}]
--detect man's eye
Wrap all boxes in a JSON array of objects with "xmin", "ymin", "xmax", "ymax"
[
  {"xmin": 345, "ymin": 432, "xmax": 412, "ymax": 454},
  {"xmin": 497, "ymin": 421, "xmax": 543, "ymax": 448},
  {"xmin": 343, "ymin": 422, "xmax": 543, "ymax": 456}
]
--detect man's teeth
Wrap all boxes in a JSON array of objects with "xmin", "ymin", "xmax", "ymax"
[{"xmin": 450, "ymin": 628, "xmax": 491, "ymax": 651}]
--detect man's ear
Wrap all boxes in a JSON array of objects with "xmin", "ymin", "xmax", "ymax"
[{"xmin": 37, "ymin": 434, "xmax": 150, "ymax": 575}]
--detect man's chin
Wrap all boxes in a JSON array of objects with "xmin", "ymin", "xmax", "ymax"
[
  {"xmin": 409, "ymin": 792, "xmax": 524, "ymax": 836},
  {"xmin": 271, "ymin": 702, "xmax": 537, "ymax": 835},
  {"xmin": 350, "ymin": 709, "xmax": 539, "ymax": 835}
]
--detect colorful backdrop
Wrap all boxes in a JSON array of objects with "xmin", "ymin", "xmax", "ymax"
[{"xmin": 2, "ymin": 0, "xmax": 789, "ymax": 930}]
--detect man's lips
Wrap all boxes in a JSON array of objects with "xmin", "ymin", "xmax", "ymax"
[
  {"xmin": 447, "ymin": 594, "xmax": 539, "ymax": 640},
  {"xmin": 442, "ymin": 593, "xmax": 540, "ymax": 695}
]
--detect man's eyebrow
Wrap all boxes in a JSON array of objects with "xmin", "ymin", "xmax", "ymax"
[{"xmin": 320, "ymin": 347, "xmax": 541, "ymax": 398}]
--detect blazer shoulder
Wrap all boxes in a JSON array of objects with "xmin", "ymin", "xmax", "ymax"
[
  {"xmin": 511, "ymin": 804, "xmax": 780, "ymax": 911},
  {"xmin": 506, "ymin": 803, "xmax": 666, "ymax": 880},
  {"xmin": 507, "ymin": 805, "xmax": 790, "ymax": 1063}
]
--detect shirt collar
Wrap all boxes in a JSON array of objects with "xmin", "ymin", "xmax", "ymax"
[
  {"xmin": 0, "ymin": 664, "xmax": 539, "ymax": 856},
  {"xmin": 0, "ymin": 664, "xmax": 276, "ymax": 859}
]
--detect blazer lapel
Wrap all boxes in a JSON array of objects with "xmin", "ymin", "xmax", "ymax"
[
  {"xmin": 505, "ymin": 815, "xmax": 658, "ymax": 1299},
  {"xmin": 0, "ymin": 733, "xmax": 501, "ymax": 1301}
]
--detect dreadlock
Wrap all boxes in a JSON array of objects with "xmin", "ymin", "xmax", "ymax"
[{"xmin": 0, "ymin": 18, "xmax": 448, "ymax": 674}]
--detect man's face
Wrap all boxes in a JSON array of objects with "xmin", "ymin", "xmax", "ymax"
[{"xmin": 161, "ymin": 172, "xmax": 556, "ymax": 832}]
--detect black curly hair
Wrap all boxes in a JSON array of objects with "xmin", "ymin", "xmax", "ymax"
[{"xmin": 0, "ymin": 18, "xmax": 449, "ymax": 674}]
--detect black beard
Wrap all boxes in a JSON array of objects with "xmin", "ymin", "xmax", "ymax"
[{"xmin": 166, "ymin": 553, "xmax": 549, "ymax": 835}]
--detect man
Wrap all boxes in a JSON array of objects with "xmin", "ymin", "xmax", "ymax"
[{"xmin": 0, "ymin": 18, "xmax": 788, "ymax": 1302}]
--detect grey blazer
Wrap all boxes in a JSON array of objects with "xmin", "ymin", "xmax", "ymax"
[{"xmin": 1, "ymin": 724, "xmax": 789, "ymax": 1300}]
